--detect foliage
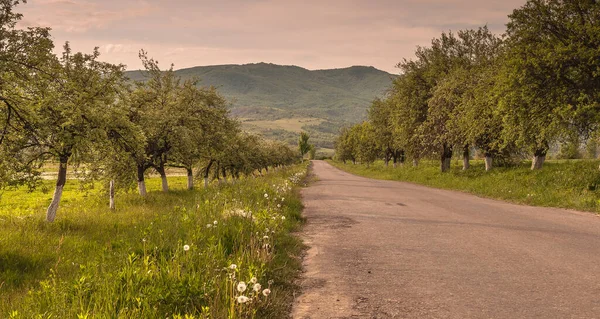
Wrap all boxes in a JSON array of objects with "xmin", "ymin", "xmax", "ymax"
[
  {"xmin": 336, "ymin": 1, "xmax": 600, "ymax": 172},
  {"xmin": 0, "ymin": 164, "xmax": 309, "ymax": 318}
]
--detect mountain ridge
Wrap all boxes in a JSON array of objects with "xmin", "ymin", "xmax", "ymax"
[{"xmin": 125, "ymin": 63, "xmax": 395, "ymax": 149}]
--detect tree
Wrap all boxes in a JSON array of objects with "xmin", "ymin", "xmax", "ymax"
[
  {"xmin": 127, "ymin": 51, "xmax": 182, "ymax": 194},
  {"xmin": 168, "ymin": 81, "xmax": 230, "ymax": 190},
  {"xmin": 298, "ymin": 132, "xmax": 312, "ymax": 160},
  {"xmin": 500, "ymin": 0, "xmax": 600, "ymax": 169},
  {"xmin": 5, "ymin": 43, "xmax": 126, "ymax": 221},
  {"xmin": 0, "ymin": 0, "xmax": 54, "ymax": 189}
]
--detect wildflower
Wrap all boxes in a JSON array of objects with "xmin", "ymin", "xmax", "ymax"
[
  {"xmin": 237, "ymin": 295, "xmax": 249, "ymax": 303},
  {"xmin": 264, "ymin": 193, "xmax": 268, "ymax": 198},
  {"xmin": 250, "ymin": 277, "xmax": 258, "ymax": 284},
  {"xmin": 253, "ymin": 283, "xmax": 262, "ymax": 292},
  {"xmin": 183, "ymin": 245, "xmax": 190, "ymax": 251},
  {"xmin": 262, "ymin": 289, "xmax": 271, "ymax": 297},
  {"xmin": 213, "ymin": 220, "xmax": 218, "ymax": 225},
  {"xmin": 229, "ymin": 264, "xmax": 237, "ymax": 270},
  {"xmin": 237, "ymin": 281, "xmax": 247, "ymax": 292}
]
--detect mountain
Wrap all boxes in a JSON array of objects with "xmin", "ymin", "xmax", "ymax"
[{"xmin": 125, "ymin": 63, "xmax": 394, "ymax": 150}]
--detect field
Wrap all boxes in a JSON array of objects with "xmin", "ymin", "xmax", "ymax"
[
  {"xmin": 241, "ymin": 117, "xmax": 325, "ymax": 133},
  {"xmin": 0, "ymin": 163, "xmax": 308, "ymax": 318},
  {"xmin": 329, "ymin": 159, "xmax": 600, "ymax": 213}
]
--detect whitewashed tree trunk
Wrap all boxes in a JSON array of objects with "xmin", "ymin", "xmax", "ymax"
[
  {"xmin": 138, "ymin": 181, "xmax": 147, "ymax": 196},
  {"xmin": 531, "ymin": 155, "xmax": 546, "ymax": 170},
  {"xmin": 412, "ymin": 159, "xmax": 419, "ymax": 167},
  {"xmin": 462, "ymin": 146, "xmax": 470, "ymax": 170},
  {"xmin": 485, "ymin": 156, "xmax": 493, "ymax": 171},
  {"xmin": 155, "ymin": 165, "xmax": 169, "ymax": 192},
  {"xmin": 204, "ymin": 177, "xmax": 209, "ymax": 188},
  {"xmin": 137, "ymin": 165, "xmax": 147, "ymax": 196},
  {"xmin": 46, "ymin": 158, "xmax": 68, "ymax": 222},
  {"xmin": 109, "ymin": 180, "xmax": 115, "ymax": 210},
  {"xmin": 161, "ymin": 175, "xmax": 169, "ymax": 192},
  {"xmin": 531, "ymin": 148, "xmax": 547, "ymax": 170}
]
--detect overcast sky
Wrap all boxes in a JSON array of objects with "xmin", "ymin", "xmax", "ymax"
[{"xmin": 16, "ymin": 0, "xmax": 526, "ymax": 73}]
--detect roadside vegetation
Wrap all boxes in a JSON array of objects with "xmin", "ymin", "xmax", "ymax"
[
  {"xmin": 1, "ymin": 163, "xmax": 308, "ymax": 318},
  {"xmin": 333, "ymin": 1, "xmax": 600, "ymax": 212},
  {"xmin": 1, "ymin": 1, "xmax": 307, "ymax": 318},
  {"xmin": 335, "ymin": 1, "xmax": 599, "ymax": 174},
  {"xmin": 330, "ymin": 159, "xmax": 600, "ymax": 213}
]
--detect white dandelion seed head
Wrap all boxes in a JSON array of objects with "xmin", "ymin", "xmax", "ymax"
[
  {"xmin": 213, "ymin": 220, "xmax": 218, "ymax": 225},
  {"xmin": 183, "ymin": 245, "xmax": 190, "ymax": 251},
  {"xmin": 206, "ymin": 224, "xmax": 212, "ymax": 228},
  {"xmin": 264, "ymin": 193, "xmax": 268, "ymax": 198},
  {"xmin": 237, "ymin": 295, "xmax": 249, "ymax": 303},
  {"xmin": 281, "ymin": 216, "xmax": 286, "ymax": 220},
  {"xmin": 277, "ymin": 204, "xmax": 281, "ymax": 208},
  {"xmin": 263, "ymin": 235, "xmax": 269, "ymax": 240},
  {"xmin": 250, "ymin": 277, "xmax": 257, "ymax": 284},
  {"xmin": 253, "ymin": 283, "xmax": 262, "ymax": 292},
  {"xmin": 229, "ymin": 264, "xmax": 237, "ymax": 270},
  {"xmin": 262, "ymin": 289, "xmax": 271, "ymax": 297},
  {"xmin": 237, "ymin": 281, "xmax": 247, "ymax": 292}
]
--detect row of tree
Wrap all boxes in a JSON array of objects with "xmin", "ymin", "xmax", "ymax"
[
  {"xmin": 336, "ymin": 0, "xmax": 599, "ymax": 172},
  {"xmin": 0, "ymin": 1, "xmax": 299, "ymax": 222}
]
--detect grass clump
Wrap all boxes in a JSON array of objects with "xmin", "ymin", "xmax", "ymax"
[
  {"xmin": 329, "ymin": 159, "xmax": 600, "ymax": 213},
  {"xmin": 0, "ymin": 163, "xmax": 308, "ymax": 318}
]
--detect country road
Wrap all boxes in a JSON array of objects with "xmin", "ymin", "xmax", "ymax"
[{"xmin": 292, "ymin": 160, "xmax": 600, "ymax": 319}]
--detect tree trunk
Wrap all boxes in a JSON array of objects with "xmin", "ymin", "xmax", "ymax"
[
  {"xmin": 412, "ymin": 158, "xmax": 419, "ymax": 167},
  {"xmin": 109, "ymin": 180, "xmax": 115, "ymax": 210},
  {"xmin": 186, "ymin": 168, "xmax": 194, "ymax": 190},
  {"xmin": 441, "ymin": 144, "xmax": 453, "ymax": 172},
  {"xmin": 156, "ymin": 165, "xmax": 169, "ymax": 192},
  {"xmin": 531, "ymin": 148, "xmax": 547, "ymax": 170},
  {"xmin": 137, "ymin": 165, "xmax": 147, "ymax": 196},
  {"xmin": 462, "ymin": 145, "xmax": 470, "ymax": 170},
  {"xmin": 485, "ymin": 155, "xmax": 493, "ymax": 171},
  {"xmin": 204, "ymin": 160, "xmax": 214, "ymax": 188},
  {"xmin": 46, "ymin": 156, "xmax": 68, "ymax": 222},
  {"xmin": 221, "ymin": 167, "xmax": 227, "ymax": 184}
]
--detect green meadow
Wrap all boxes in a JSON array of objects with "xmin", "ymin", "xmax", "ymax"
[
  {"xmin": 330, "ymin": 159, "xmax": 600, "ymax": 214},
  {"xmin": 0, "ymin": 163, "xmax": 308, "ymax": 318}
]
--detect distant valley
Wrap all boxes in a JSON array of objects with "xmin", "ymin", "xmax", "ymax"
[{"xmin": 125, "ymin": 63, "xmax": 395, "ymax": 152}]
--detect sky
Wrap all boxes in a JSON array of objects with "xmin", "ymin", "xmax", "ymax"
[{"xmin": 16, "ymin": 0, "xmax": 527, "ymax": 74}]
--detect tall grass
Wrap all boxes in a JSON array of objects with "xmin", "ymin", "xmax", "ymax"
[
  {"xmin": 0, "ymin": 164, "xmax": 308, "ymax": 318},
  {"xmin": 329, "ymin": 159, "xmax": 600, "ymax": 213}
]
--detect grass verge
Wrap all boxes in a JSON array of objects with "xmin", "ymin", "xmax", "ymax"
[
  {"xmin": 329, "ymin": 159, "xmax": 600, "ymax": 214},
  {"xmin": 0, "ymin": 163, "xmax": 308, "ymax": 318}
]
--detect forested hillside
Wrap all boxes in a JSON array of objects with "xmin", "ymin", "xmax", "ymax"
[{"xmin": 126, "ymin": 63, "xmax": 394, "ymax": 149}]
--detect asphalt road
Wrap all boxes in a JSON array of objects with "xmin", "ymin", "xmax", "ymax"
[{"xmin": 292, "ymin": 160, "xmax": 600, "ymax": 319}]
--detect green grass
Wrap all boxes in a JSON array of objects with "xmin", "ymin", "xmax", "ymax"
[
  {"xmin": 0, "ymin": 164, "xmax": 308, "ymax": 318},
  {"xmin": 329, "ymin": 159, "xmax": 600, "ymax": 213}
]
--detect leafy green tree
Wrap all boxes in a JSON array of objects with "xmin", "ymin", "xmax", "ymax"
[
  {"xmin": 0, "ymin": 0, "xmax": 54, "ymax": 189},
  {"xmin": 500, "ymin": 0, "xmax": 600, "ymax": 169},
  {"xmin": 127, "ymin": 51, "xmax": 183, "ymax": 194},
  {"xmin": 4, "ymin": 43, "xmax": 126, "ymax": 221},
  {"xmin": 298, "ymin": 132, "xmax": 312, "ymax": 160},
  {"xmin": 168, "ymin": 81, "xmax": 230, "ymax": 189}
]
